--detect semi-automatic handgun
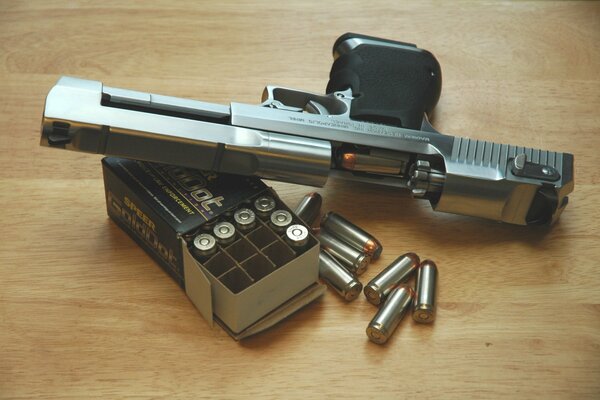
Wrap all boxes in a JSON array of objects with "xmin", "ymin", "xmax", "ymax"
[{"xmin": 40, "ymin": 33, "xmax": 573, "ymax": 226}]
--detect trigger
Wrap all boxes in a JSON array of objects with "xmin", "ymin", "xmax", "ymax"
[{"xmin": 304, "ymin": 100, "xmax": 330, "ymax": 115}]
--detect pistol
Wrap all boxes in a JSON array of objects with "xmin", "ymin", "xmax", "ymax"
[{"xmin": 40, "ymin": 33, "xmax": 573, "ymax": 226}]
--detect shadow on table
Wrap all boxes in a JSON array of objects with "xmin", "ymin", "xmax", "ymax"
[{"xmin": 237, "ymin": 296, "xmax": 326, "ymax": 349}]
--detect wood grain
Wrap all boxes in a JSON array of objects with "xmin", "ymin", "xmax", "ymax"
[{"xmin": 1, "ymin": 1, "xmax": 599, "ymax": 398}]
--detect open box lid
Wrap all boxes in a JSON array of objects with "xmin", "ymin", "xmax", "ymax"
[{"xmin": 182, "ymin": 240, "xmax": 326, "ymax": 339}]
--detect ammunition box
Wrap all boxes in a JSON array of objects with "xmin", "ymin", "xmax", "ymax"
[{"xmin": 102, "ymin": 157, "xmax": 324, "ymax": 339}]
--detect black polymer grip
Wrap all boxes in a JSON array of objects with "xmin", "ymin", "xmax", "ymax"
[{"xmin": 326, "ymin": 33, "xmax": 442, "ymax": 130}]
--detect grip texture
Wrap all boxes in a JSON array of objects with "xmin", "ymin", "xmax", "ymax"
[{"xmin": 326, "ymin": 33, "xmax": 442, "ymax": 130}]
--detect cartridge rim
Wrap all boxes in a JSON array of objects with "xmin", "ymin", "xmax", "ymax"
[
  {"xmin": 285, "ymin": 224, "xmax": 309, "ymax": 247},
  {"xmin": 344, "ymin": 280, "xmax": 363, "ymax": 301},
  {"xmin": 254, "ymin": 196, "xmax": 276, "ymax": 213},
  {"xmin": 413, "ymin": 304, "xmax": 435, "ymax": 323},
  {"xmin": 364, "ymin": 283, "xmax": 383, "ymax": 305},
  {"xmin": 194, "ymin": 233, "xmax": 216, "ymax": 250},
  {"xmin": 366, "ymin": 322, "xmax": 390, "ymax": 344},
  {"xmin": 234, "ymin": 208, "xmax": 256, "ymax": 230},
  {"xmin": 270, "ymin": 210, "xmax": 293, "ymax": 229},
  {"xmin": 355, "ymin": 254, "xmax": 370, "ymax": 275},
  {"xmin": 213, "ymin": 221, "xmax": 236, "ymax": 244}
]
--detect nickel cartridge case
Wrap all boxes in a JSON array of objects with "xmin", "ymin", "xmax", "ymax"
[
  {"xmin": 253, "ymin": 195, "xmax": 276, "ymax": 219},
  {"xmin": 233, "ymin": 208, "xmax": 257, "ymax": 232},
  {"xmin": 270, "ymin": 210, "xmax": 293, "ymax": 233},
  {"xmin": 413, "ymin": 260, "xmax": 438, "ymax": 323},
  {"xmin": 294, "ymin": 192, "xmax": 322, "ymax": 226},
  {"xmin": 213, "ymin": 221, "xmax": 236, "ymax": 246},
  {"xmin": 318, "ymin": 250, "xmax": 362, "ymax": 301},
  {"xmin": 319, "ymin": 230, "xmax": 370, "ymax": 275},
  {"xmin": 191, "ymin": 233, "xmax": 218, "ymax": 260},
  {"xmin": 321, "ymin": 212, "xmax": 382, "ymax": 259},
  {"xmin": 366, "ymin": 285, "xmax": 414, "ymax": 345},
  {"xmin": 364, "ymin": 253, "xmax": 420, "ymax": 305},
  {"xmin": 285, "ymin": 224, "xmax": 309, "ymax": 250}
]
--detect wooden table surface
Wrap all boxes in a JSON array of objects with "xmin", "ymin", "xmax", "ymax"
[{"xmin": 1, "ymin": 1, "xmax": 599, "ymax": 398}]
